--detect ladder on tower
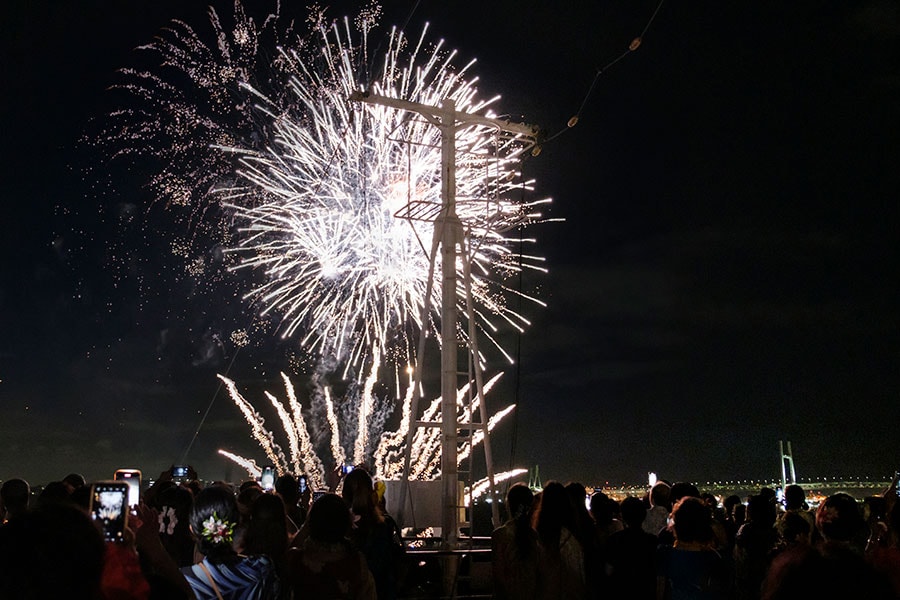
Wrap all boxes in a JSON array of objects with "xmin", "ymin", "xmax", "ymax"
[{"xmin": 397, "ymin": 202, "xmax": 501, "ymax": 543}]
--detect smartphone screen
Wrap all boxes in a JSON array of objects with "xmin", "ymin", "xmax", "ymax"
[
  {"xmin": 91, "ymin": 482, "xmax": 129, "ymax": 543},
  {"xmin": 260, "ymin": 465, "xmax": 275, "ymax": 491},
  {"xmin": 114, "ymin": 469, "xmax": 142, "ymax": 508},
  {"xmin": 298, "ymin": 475, "xmax": 308, "ymax": 494},
  {"xmin": 312, "ymin": 490, "xmax": 326, "ymax": 502},
  {"xmin": 173, "ymin": 466, "xmax": 189, "ymax": 479}
]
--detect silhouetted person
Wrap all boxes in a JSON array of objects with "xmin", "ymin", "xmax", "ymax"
[
  {"xmin": 492, "ymin": 483, "xmax": 540, "ymax": 600},
  {"xmin": 240, "ymin": 493, "xmax": 290, "ymax": 575},
  {"xmin": 734, "ymin": 494, "xmax": 779, "ymax": 600},
  {"xmin": 0, "ymin": 478, "xmax": 30, "ymax": 523},
  {"xmin": 606, "ymin": 496, "xmax": 658, "ymax": 600},
  {"xmin": 275, "ymin": 473, "xmax": 306, "ymax": 534},
  {"xmin": 533, "ymin": 481, "xmax": 586, "ymax": 599},
  {"xmin": 62, "ymin": 473, "xmax": 86, "ymax": 495},
  {"xmin": 656, "ymin": 496, "xmax": 730, "ymax": 600},
  {"xmin": 0, "ymin": 502, "xmax": 105, "ymax": 599},
  {"xmin": 157, "ymin": 484, "xmax": 196, "ymax": 567},
  {"xmin": 342, "ymin": 468, "xmax": 403, "ymax": 600},
  {"xmin": 284, "ymin": 493, "xmax": 376, "ymax": 599},
  {"xmin": 644, "ymin": 482, "xmax": 672, "ymax": 536},
  {"xmin": 763, "ymin": 543, "xmax": 892, "ymax": 600}
]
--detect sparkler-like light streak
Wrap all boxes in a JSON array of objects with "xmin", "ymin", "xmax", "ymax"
[
  {"xmin": 322, "ymin": 386, "xmax": 346, "ymax": 468},
  {"xmin": 217, "ymin": 374, "xmax": 284, "ymax": 470},
  {"xmin": 218, "ymin": 371, "xmax": 512, "ymax": 485},
  {"xmin": 467, "ymin": 468, "xmax": 528, "ymax": 502},
  {"xmin": 217, "ymin": 450, "xmax": 262, "ymax": 479}
]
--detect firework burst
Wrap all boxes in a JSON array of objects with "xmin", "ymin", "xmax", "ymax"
[
  {"xmin": 96, "ymin": 3, "xmax": 551, "ymax": 485},
  {"xmin": 98, "ymin": 2, "xmax": 549, "ymax": 381}
]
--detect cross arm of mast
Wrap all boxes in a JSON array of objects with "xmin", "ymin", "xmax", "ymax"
[{"xmin": 349, "ymin": 90, "xmax": 539, "ymax": 139}]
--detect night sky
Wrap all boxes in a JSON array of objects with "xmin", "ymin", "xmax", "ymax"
[{"xmin": 2, "ymin": 1, "xmax": 898, "ymax": 488}]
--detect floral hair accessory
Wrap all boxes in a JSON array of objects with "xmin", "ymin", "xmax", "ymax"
[{"xmin": 201, "ymin": 512, "xmax": 235, "ymax": 545}]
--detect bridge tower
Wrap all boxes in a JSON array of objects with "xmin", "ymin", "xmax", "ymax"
[
  {"xmin": 779, "ymin": 440, "xmax": 797, "ymax": 488},
  {"xmin": 528, "ymin": 465, "xmax": 543, "ymax": 491}
]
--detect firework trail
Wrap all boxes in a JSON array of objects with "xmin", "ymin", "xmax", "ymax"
[
  {"xmin": 217, "ymin": 374, "xmax": 285, "ymax": 470},
  {"xmin": 217, "ymin": 450, "xmax": 262, "ymax": 479},
  {"xmin": 218, "ymin": 371, "xmax": 511, "ymax": 486},
  {"xmin": 322, "ymin": 386, "xmax": 347, "ymax": 468}
]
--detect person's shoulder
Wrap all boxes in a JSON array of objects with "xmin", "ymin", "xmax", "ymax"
[{"xmin": 236, "ymin": 553, "xmax": 276, "ymax": 575}]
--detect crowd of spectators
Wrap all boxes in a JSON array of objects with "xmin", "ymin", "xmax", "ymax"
[
  {"xmin": 0, "ymin": 466, "xmax": 403, "ymax": 599},
  {"xmin": 491, "ymin": 479, "xmax": 900, "ymax": 600},
  {"xmin": 2, "ymin": 467, "xmax": 899, "ymax": 599}
]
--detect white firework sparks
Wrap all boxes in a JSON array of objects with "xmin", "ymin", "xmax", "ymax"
[
  {"xmin": 218, "ymin": 370, "xmax": 512, "ymax": 485},
  {"xmin": 219, "ymin": 17, "xmax": 550, "ymax": 380},
  {"xmin": 99, "ymin": 3, "xmax": 549, "ymax": 487},
  {"xmin": 100, "ymin": 2, "xmax": 549, "ymax": 380}
]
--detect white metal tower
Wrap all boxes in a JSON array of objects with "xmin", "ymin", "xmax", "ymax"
[{"xmin": 350, "ymin": 90, "xmax": 539, "ymax": 547}]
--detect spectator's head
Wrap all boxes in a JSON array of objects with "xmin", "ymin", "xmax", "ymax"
[
  {"xmin": 62, "ymin": 473, "xmax": 86, "ymax": 494},
  {"xmin": 342, "ymin": 467, "xmax": 378, "ymax": 521},
  {"xmin": 533, "ymin": 481, "xmax": 574, "ymax": 546},
  {"xmin": 565, "ymin": 482, "xmax": 588, "ymax": 510},
  {"xmin": 815, "ymin": 493, "xmax": 863, "ymax": 543},
  {"xmin": 0, "ymin": 478, "xmax": 30, "ymax": 520},
  {"xmin": 649, "ymin": 481, "xmax": 672, "ymax": 510},
  {"xmin": 747, "ymin": 494, "xmax": 777, "ymax": 528},
  {"xmin": 35, "ymin": 481, "xmax": 72, "ymax": 508},
  {"xmin": 783, "ymin": 484, "xmax": 808, "ymax": 511},
  {"xmin": 620, "ymin": 496, "xmax": 648, "ymax": 529},
  {"xmin": 669, "ymin": 482, "xmax": 700, "ymax": 506},
  {"xmin": 240, "ymin": 480, "xmax": 263, "ymax": 492},
  {"xmin": 589, "ymin": 491, "xmax": 616, "ymax": 526},
  {"xmin": 671, "ymin": 496, "xmax": 714, "ymax": 544},
  {"xmin": 0, "ymin": 502, "xmax": 105, "ymax": 600},
  {"xmin": 506, "ymin": 483, "xmax": 534, "ymax": 521},
  {"xmin": 237, "ymin": 485, "xmax": 264, "ymax": 525},
  {"xmin": 159, "ymin": 485, "xmax": 194, "ymax": 536},
  {"xmin": 308, "ymin": 493, "xmax": 351, "ymax": 544},
  {"xmin": 275, "ymin": 474, "xmax": 299, "ymax": 507},
  {"xmin": 242, "ymin": 493, "xmax": 288, "ymax": 559},
  {"xmin": 759, "ymin": 487, "xmax": 777, "ymax": 503},
  {"xmin": 723, "ymin": 495, "xmax": 742, "ymax": 518},
  {"xmin": 781, "ymin": 511, "xmax": 811, "ymax": 545},
  {"xmin": 733, "ymin": 503, "xmax": 747, "ymax": 526},
  {"xmin": 190, "ymin": 486, "xmax": 239, "ymax": 562}
]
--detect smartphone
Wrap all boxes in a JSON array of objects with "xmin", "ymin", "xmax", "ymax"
[
  {"xmin": 260, "ymin": 465, "xmax": 275, "ymax": 491},
  {"xmin": 312, "ymin": 490, "xmax": 326, "ymax": 502},
  {"xmin": 114, "ymin": 469, "xmax": 142, "ymax": 508},
  {"xmin": 172, "ymin": 465, "xmax": 189, "ymax": 479},
  {"xmin": 298, "ymin": 475, "xmax": 308, "ymax": 494},
  {"xmin": 342, "ymin": 464, "xmax": 354, "ymax": 475},
  {"xmin": 91, "ymin": 482, "xmax": 129, "ymax": 543}
]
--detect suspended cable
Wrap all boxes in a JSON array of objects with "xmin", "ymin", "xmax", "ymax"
[{"xmin": 540, "ymin": 0, "xmax": 667, "ymax": 147}]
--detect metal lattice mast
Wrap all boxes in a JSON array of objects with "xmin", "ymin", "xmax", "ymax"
[{"xmin": 349, "ymin": 90, "xmax": 538, "ymax": 546}]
